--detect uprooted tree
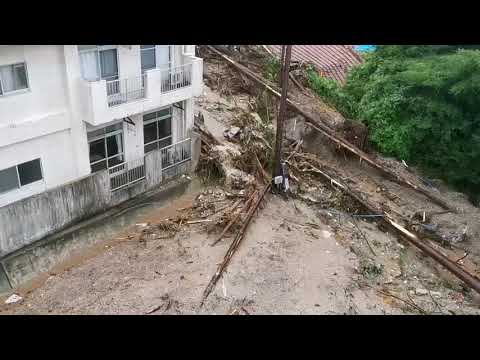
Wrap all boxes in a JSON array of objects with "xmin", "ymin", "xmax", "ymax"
[{"xmin": 305, "ymin": 45, "xmax": 480, "ymax": 205}]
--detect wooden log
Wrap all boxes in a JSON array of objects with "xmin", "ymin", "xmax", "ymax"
[
  {"xmin": 254, "ymin": 154, "xmax": 270, "ymax": 185},
  {"xmin": 201, "ymin": 185, "xmax": 271, "ymax": 306},
  {"xmin": 304, "ymin": 122, "xmax": 455, "ymax": 212},
  {"xmin": 211, "ymin": 192, "xmax": 257, "ymax": 246},
  {"xmin": 205, "ymin": 45, "xmax": 455, "ymax": 212},
  {"xmin": 289, "ymin": 72, "xmax": 308, "ymax": 94},
  {"xmin": 301, "ymin": 158, "xmax": 480, "ymax": 295}
]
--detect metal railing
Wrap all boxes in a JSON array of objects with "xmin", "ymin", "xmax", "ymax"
[
  {"xmin": 160, "ymin": 63, "xmax": 192, "ymax": 93},
  {"xmin": 107, "ymin": 74, "xmax": 146, "ymax": 107},
  {"xmin": 109, "ymin": 157, "xmax": 146, "ymax": 191},
  {"xmin": 160, "ymin": 138, "xmax": 192, "ymax": 170},
  {"xmin": 107, "ymin": 138, "xmax": 191, "ymax": 192}
]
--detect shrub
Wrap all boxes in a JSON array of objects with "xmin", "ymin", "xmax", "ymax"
[{"xmin": 305, "ymin": 46, "xmax": 480, "ymax": 205}]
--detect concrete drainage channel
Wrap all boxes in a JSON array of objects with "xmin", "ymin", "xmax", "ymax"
[{"xmin": 0, "ymin": 176, "xmax": 202, "ymax": 295}]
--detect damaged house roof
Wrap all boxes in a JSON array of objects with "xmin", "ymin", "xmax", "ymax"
[{"xmin": 266, "ymin": 45, "xmax": 363, "ymax": 83}]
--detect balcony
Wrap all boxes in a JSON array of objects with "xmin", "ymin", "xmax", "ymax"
[
  {"xmin": 80, "ymin": 58, "xmax": 203, "ymax": 126},
  {"xmin": 106, "ymin": 74, "xmax": 146, "ymax": 107},
  {"xmin": 108, "ymin": 138, "xmax": 192, "ymax": 191},
  {"xmin": 160, "ymin": 63, "xmax": 192, "ymax": 93}
]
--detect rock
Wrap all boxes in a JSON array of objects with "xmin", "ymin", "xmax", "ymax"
[
  {"xmin": 415, "ymin": 288, "xmax": 429, "ymax": 296},
  {"xmin": 5, "ymin": 294, "xmax": 22, "ymax": 304},
  {"xmin": 420, "ymin": 223, "xmax": 438, "ymax": 233},
  {"xmin": 223, "ymin": 126, "xmax": 241, "ymax": 140},
  {"xmin": 430, "ymin": 291, "xmax": 442, "ymax": 298},
  {"xmin": 285, "ymin": 115, "xmax": 307, "ymax": 142},
  {"xmin": 391, "ymin": 270, "xmax": 402, "ymax": 278}
]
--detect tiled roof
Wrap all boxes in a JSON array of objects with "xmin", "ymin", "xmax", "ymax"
[{"xmin": 266, "ymin": 45, "xmax": 363, "ymax": 83}]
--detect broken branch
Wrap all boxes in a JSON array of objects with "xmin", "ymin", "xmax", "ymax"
[
  {"xmin": 206, "ymin": 45, "xmax": 455, "ymax": 212},
  {"xmin": 201, "ymin": 185, "xmax": 271, "ymax": 306}
]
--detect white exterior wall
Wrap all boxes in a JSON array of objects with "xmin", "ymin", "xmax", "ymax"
[
  {"xmin": 63, "ymin": 45, "xmax": 91, "ymax": 178},
  {"xmin": 0, "ymin": 130, "xmax": 77, "ymax": 207},
  {"xmin": 0, "ymin": 46, "xmax": 74, "ymax": 150},
  {"xmin": 0, "ymin": 45, "xmax": 202, "ymax": 208},
  {"xmin": 118, "ymin": 45, "xmax": 142, "ymax": 80},
  {"xmin": 123, "ymin": 114, "xmax": 144, "ymax": 162},
  {"xmin": 0, "ymin": 46, "xmax": 70, "ymax": 127},
  {"xmin": 0, "ymin": 46, "xmax": 79, "ymax": 205}
]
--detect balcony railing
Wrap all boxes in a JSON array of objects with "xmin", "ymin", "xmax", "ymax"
[
  {"xmin": 80, "ymin": 57, "xmax": 202, "ymax": 126},
  {"xmin": 109, "ymin": 157, "xmax": 146, "ymax": 191},
  {"xmin": 107, "ymin": 74, "xmax": 146, "ymax": 107},
  {"xmin": 107, "ymin": 138, "xmax": 192, "ymax": 192},
  {"xmin": 160, "ymin": 63, "xmax": 192, "ymax": 93},
  {"xmin": 160, "ymin": 138, "xmax": 192, "ymax": 170}
]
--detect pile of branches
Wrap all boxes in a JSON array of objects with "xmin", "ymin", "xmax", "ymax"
[
  {"xmin": 194, "ymin": 115, "xmax": 225, "ymax": 184},
  {"xmin": 229, "ymin": 111, "xmax": 275, "ymax": 184}
]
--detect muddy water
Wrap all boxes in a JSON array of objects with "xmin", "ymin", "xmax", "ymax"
[{"xmin": 0, "ymin": 178, "xmax": 203, "ymax": 296}]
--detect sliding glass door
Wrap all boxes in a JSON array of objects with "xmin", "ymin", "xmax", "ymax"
[{"xmin": 79, "ymin": 46, "xmax": 119, "ymax": 90}]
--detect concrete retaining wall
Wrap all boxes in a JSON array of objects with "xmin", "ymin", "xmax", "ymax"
[
  {"xmin": 0, "ymin": 147, "xmax": 195, "ymax": 259},
  {"xmin": 0, "ymin": 171, "xmax": 110, "ymax": 258},
  {"xmin": 0, "ymin": 176, "xmax": 194, "ymax": 292}
]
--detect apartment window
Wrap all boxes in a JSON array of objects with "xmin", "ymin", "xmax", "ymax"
[
  {"xmin": 88, "ymin": 123, "xmax": 124, "ymax": 173},
  {"xmin": 141, "ymin": 45, "xmax": 156, "ymax": 72},
  {"xmin": 0, "ymin": 63, "xmax": 29, "ymax": 96},
  {"xmin": 78, "ymin": 46, "xmax": 119, "ymax": 83},
  {"xmin": 0, "ymin": 159, "xmax": 43, "ymax": 195},
  {"xmin": 143, "ymin": 107, "xmax": 172, "ymax": 153}
]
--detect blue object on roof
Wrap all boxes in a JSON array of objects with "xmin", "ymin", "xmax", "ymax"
[{"xmin": 354, "ymin": 45, "xmax": 376, "ymax": 52}]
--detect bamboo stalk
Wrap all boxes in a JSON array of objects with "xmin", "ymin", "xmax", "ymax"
[
  {"xmin": 211, "ymin": 194, "xmax": 256, "ymax": 247},
  {"xmin": 201, "ymin": 185, "xmax": 270, "ymax": 306},
  {"xmin": 301, "ymin": 157, "xmax": 480, "ymax": 295},
  {"xmin": 205, "ymin": 45, "xmax": 455, "ymax": 212}
]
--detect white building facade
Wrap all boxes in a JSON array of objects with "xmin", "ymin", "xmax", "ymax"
[{"xmin": 0, "ymin": 45, "xmax": 203, "ymax": 207}]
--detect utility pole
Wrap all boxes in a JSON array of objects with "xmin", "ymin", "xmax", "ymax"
[
  {"xmin": 272, "ymin": 45, "xmax": 292, "ymax": 193},
  {"xmin": 279, "ymin": 45, "xmax": 286, "ymax": 88}
]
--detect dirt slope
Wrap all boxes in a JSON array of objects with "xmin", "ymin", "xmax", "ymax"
[{"xmin": 1, "ymin": 46, "xmax": 479, "ymax": 315}]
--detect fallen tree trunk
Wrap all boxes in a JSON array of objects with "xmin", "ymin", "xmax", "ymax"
[
  {"xmin": 205, "ymin": 45, "xmax": 455, "ymax": 213},
  {"xmin": 201, "ymin": 185, "xmax": 271, "ymax": 306},
  {"xmin": 295, "ymin": 156, "xmax": 480, "ymax": 295}
]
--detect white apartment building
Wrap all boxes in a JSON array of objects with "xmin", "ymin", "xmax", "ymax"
[{"xmin": 0, "ymin": 45, "xmax": 203, "ymax": 207}]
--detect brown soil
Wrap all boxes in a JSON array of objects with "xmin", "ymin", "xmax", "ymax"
[{"xmin": 1, "ymin": 46, "xmax": 480, "ymax": 315}]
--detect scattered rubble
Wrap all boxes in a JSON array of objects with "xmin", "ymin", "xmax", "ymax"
[
  {"xmin": 4, "ymin": 294, "xmax": 22, "ymax": 305},
  {"xmin": 3, "ymin": 45, "xmax": 480, "ymax": 315},
  {"xmin": 195, "ymin": 45, "xmax": 480, "ymax": 312}
]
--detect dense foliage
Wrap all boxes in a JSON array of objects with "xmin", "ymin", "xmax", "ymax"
[
  {"xmin": 307, "ymin": 46, "xmax": 480, "ymax": 204},
  {"xmin": 264, "ymin": 56, "xmax": 281, "ymax": 84}
]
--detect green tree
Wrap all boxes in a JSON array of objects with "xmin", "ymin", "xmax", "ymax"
[{"xmin": 307, "ymin": 46, "xmax": 480, "ymax": 204}]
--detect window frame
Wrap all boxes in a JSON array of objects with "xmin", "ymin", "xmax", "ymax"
[
  {"xmin": 0, "ymin": 158, "xmax": 44, "ymax": 196},
  {"xmin": 88, "ymin": 124, "xmax": 125, "ymax": 172},
  {"xmin": 78, "ymin": 45, "xmax": 119, "ymax": 82},
  {"xmin": 0, "ymin": 62, "xmax": 30, "ymax": 97},
  {"xmin": 140, "ymin": 45, "xmax": 156, "ymax": 73},
  {"xmin": 143, "ymin": 107, "xmax": 173, "ymax": 153}
]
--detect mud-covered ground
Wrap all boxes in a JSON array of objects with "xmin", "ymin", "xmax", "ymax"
[
  {"xmin": 0, "ymin": 192, "xmax": 401, "ymax": 315},
  {"xmin": 2, "ymin": 47, "xmax": 480, "ymax": 314},
  {"xmin": 1, "ymin": 83, "xmax": 479, "ymax": 315}
]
